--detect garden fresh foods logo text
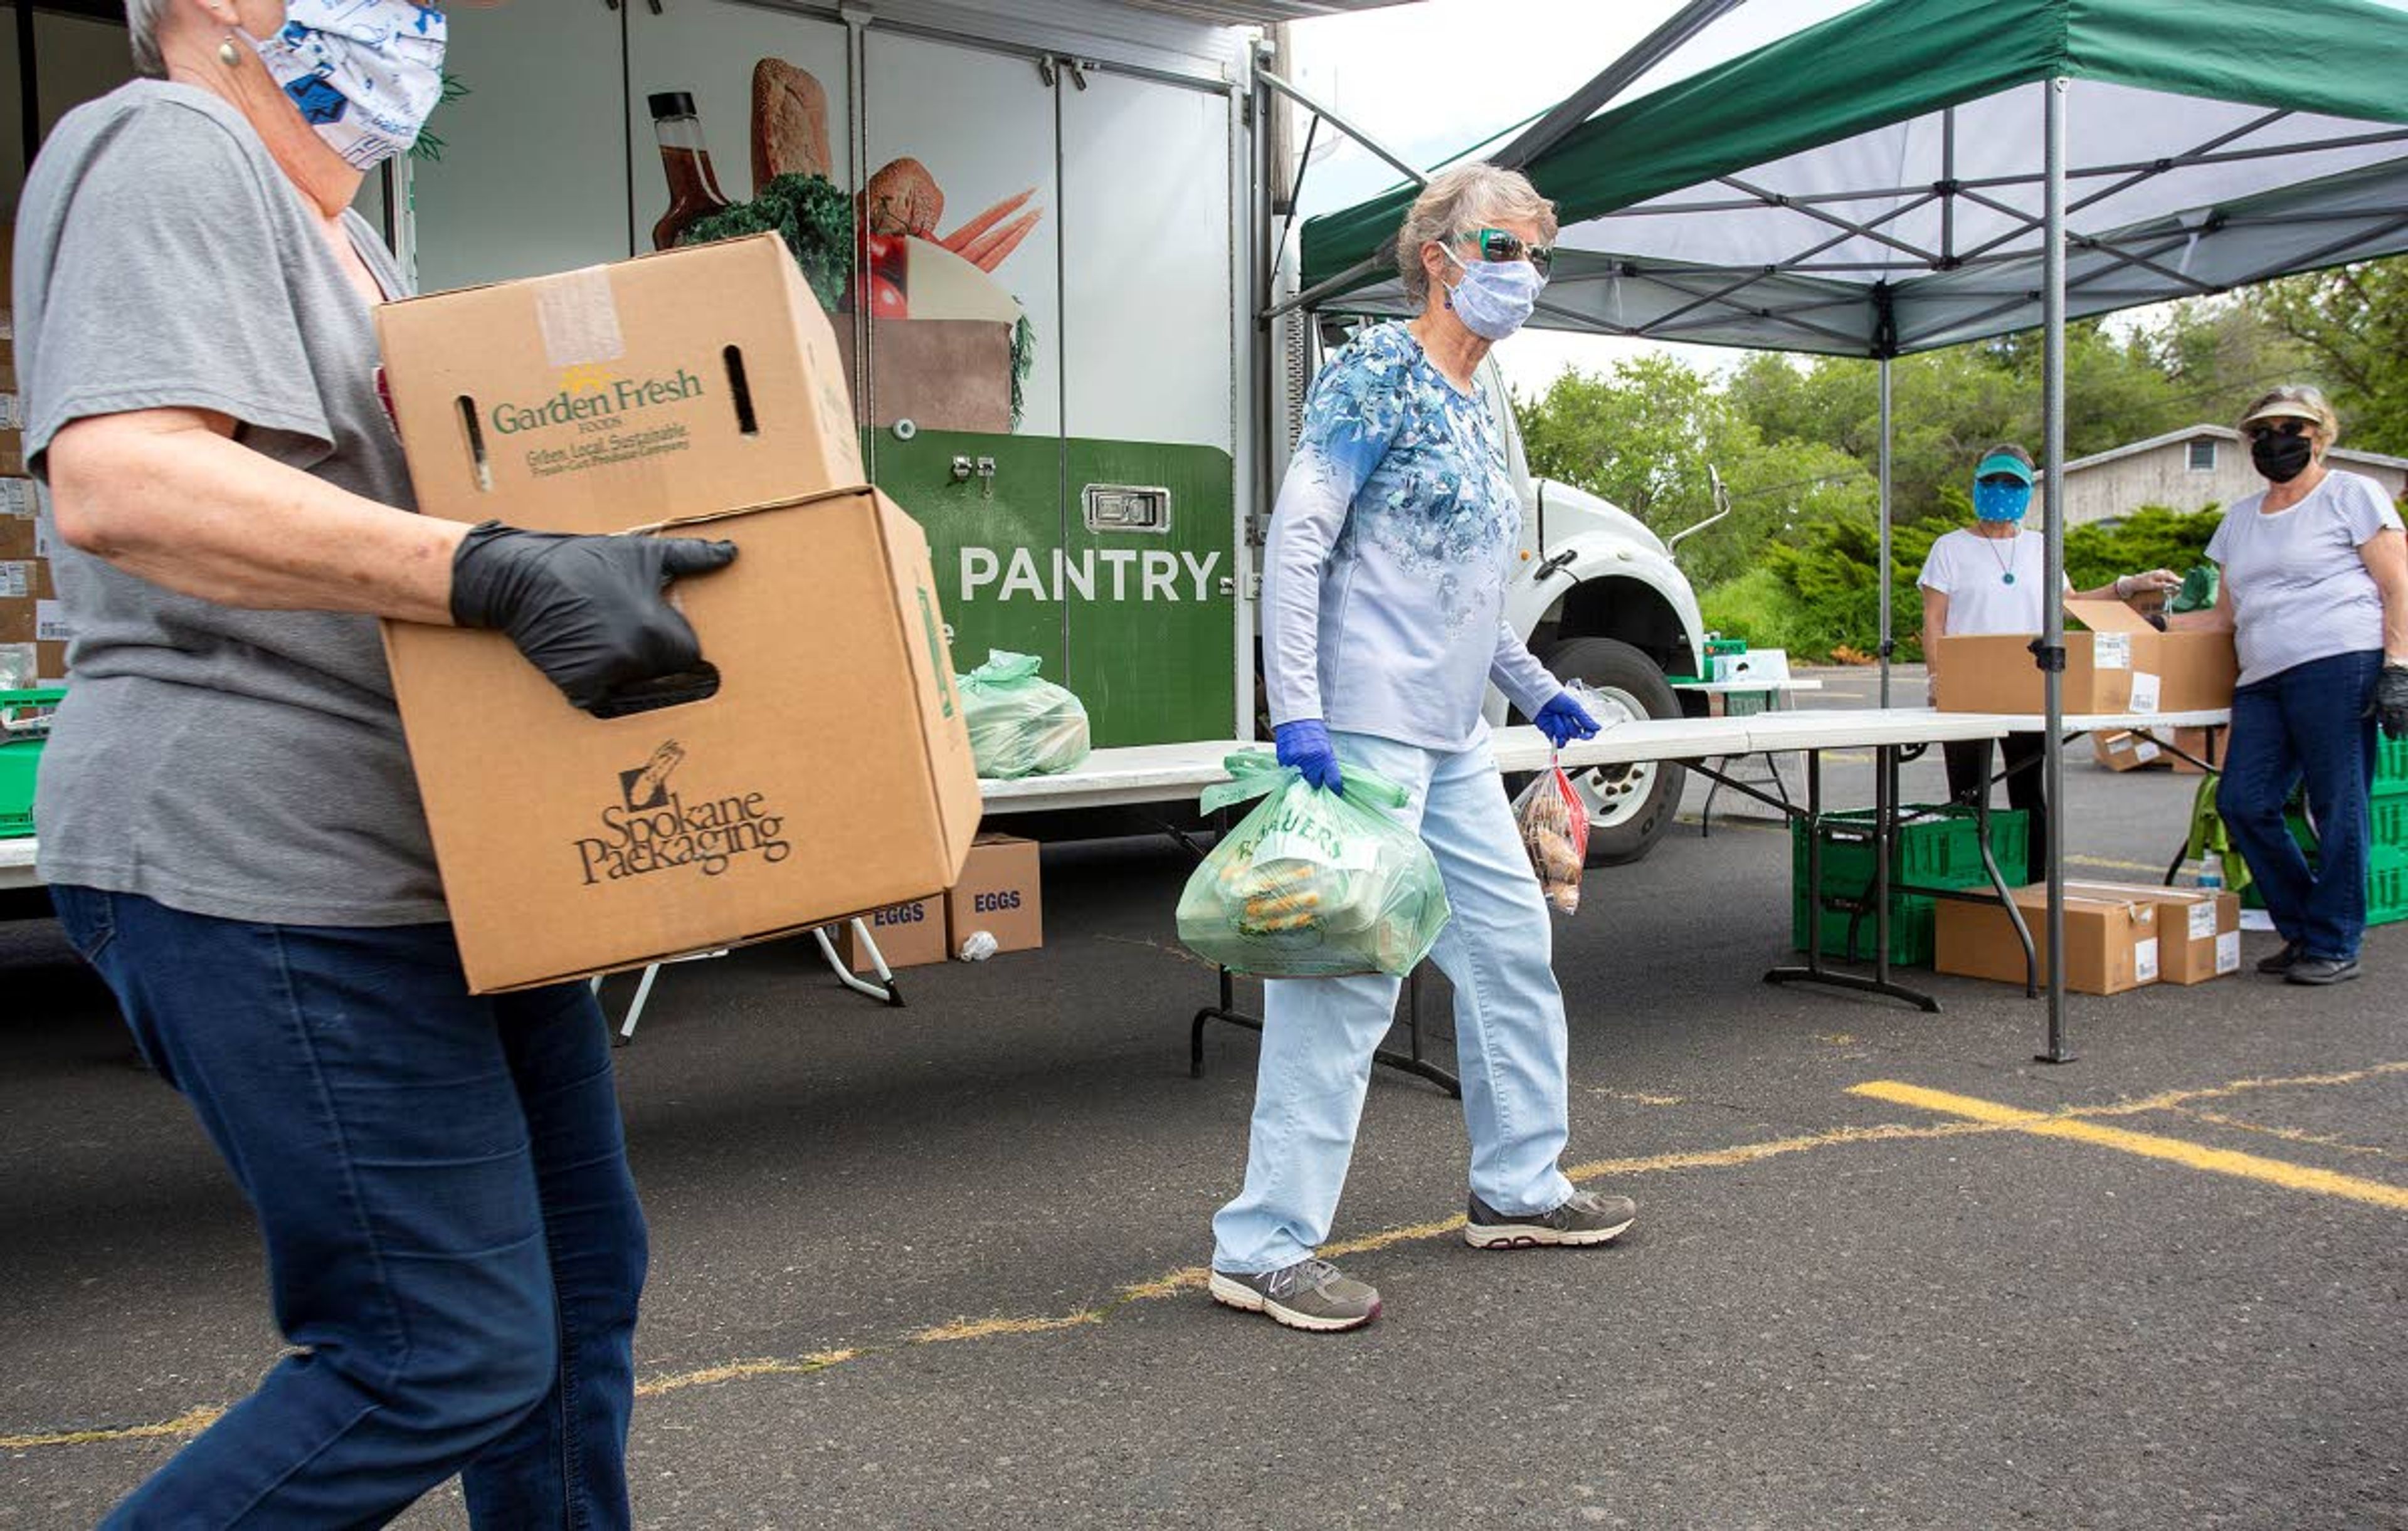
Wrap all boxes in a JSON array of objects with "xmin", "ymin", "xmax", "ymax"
[
  {"xmin": 499, "ymin": 365, "xmax": 705, "ymax": 481},
  {"xmin": 574, "ymin": 740, "xmax": 793, "ymax": 885},
  {"xmin": 492, "ymin": 366, "xmax": 705, "ymax": 434}
]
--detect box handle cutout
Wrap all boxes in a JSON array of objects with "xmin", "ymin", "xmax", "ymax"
[
  {"xmin": 455, "ymin": 396, "xmax": 493, "ymax": 492},
  {"xmin": 722, "ymin": 346, "xmax": 758, "ymax": 436},
  {"xmin": 589, "ymin": 662, "xmax": 722, "ymax": 720}
]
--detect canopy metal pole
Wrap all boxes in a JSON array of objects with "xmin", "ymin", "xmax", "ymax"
[
  {"xmin": 1877, "ymin": 356, "xmax": 1893, "ymax": 708},
  {"xmin": 2039, "ymin": 77, "xmax": 2074, "ymax": 1065}
]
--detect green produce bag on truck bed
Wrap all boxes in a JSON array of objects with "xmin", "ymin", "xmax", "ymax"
[
  {"xmin": 957, "ymin": 650, "xmax": 1090, "ymax": 779},
  {"xmin": 1176, "ymin": 751, "xmax": 1450, "ymax": 979}
]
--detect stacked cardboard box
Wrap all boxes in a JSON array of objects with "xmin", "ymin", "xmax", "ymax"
[
  {"xmin": 0, "ymin": 229, "xmax": 55, "ymax": 690},
  {"xmin": 375, "ymin": 234, "xmax": 981, "ymax": 992},
  {"xmin": 1935, "ymin": 883, "xmax": 2162, "ymax": 995}
]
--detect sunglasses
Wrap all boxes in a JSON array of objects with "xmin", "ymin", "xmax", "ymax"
[
  {"xmin": 1454, "ymin": 227, "xmax": 1556, "ymax": 278},
  {"xmin": 2244, "ymin": 418, "xmax": 2315, "ymax": 441},
  {"xmin": 1976, "ymin": 473, "xmax": 2030, "ymax": 488}
]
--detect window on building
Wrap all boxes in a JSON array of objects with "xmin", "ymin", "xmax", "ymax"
[{"xmin": 2188, "ymin": 438, "xmax": 2218, "ymax": 472}]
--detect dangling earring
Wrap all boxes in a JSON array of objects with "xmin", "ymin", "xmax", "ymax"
[{"xmin": 218, "ymin": 33, "xmax": 243, "ymax": 68}]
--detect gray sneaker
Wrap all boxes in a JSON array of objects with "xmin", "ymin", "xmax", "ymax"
[
  {"xmin": 2285, "ymin": 955, "xmax": 2361, "ymax": 986},
  {"xmin": 1208, "ymin": 1258, "xmax": 1381, "ymax": 1332},
  {"xmin": 1464, "ymin": 1188, "xmax": 1637, "ymax": 1250}
]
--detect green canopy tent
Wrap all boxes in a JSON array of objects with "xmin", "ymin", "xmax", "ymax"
[{"xmin": 1292, "ymin": 0, "xmax": 2408, "ymax": 1059}]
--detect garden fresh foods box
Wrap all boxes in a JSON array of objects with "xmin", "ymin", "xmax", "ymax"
[
  {"xmin": 377, "ymin": 234, "xmax": 862, "ymax": 534},
  {"xmin": 375, "ymin": 242, "xmax": 978, "ymax": 992}
]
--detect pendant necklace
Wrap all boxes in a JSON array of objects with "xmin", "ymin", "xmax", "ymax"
[{"xmin": 1985, "ymin": 532, "xmax": 2018, "ymax": 586}]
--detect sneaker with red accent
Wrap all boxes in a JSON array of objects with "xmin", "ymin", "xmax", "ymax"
[{"xmin": 1464, "ymin": 1188, "xmax": 1637, "ymax": 1250}]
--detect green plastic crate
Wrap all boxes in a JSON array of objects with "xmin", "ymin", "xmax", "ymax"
[
  {"xmin": 2236, "ymin": 825, "xmax": 2408, "ymax": 927},
  {"xmin": 0, "ymin": 688, "xmax": 66, "ymax": 840},
  {"xmin": 2376, "ymin": 735, "xmax": 2408, "ymax": 797},
  {"xmin": 2372, "ymin": 794, "xmax": 2408, "ymax": 853},
  {"xmin": 1790, "ymin": 805, "xmax": 2029, "ymax": 966}
]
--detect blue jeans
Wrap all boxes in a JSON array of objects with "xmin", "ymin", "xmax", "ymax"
[
  {"xmin": 1212, "ymin": 732, "xmax": 1577, "ymax": 1273},
  {"xmin": 2217, "ymin": 650, "xmax": 2382, "ymax": 961},
  {"xmin": 50, "ymin": 887, "xmax": 647, "ymax": 1530}
]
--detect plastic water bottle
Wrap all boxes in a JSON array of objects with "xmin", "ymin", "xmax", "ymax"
[{"xmin": 2197, "ymin": 853, "xmax": 2224, "ymax": 891}]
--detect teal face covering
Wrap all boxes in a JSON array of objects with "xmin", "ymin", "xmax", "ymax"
[{"xmin": 1973, "ymin": 478, "xmax": 2032, "ymax": 523}]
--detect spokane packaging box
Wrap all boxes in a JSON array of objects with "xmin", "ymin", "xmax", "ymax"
[
  {"xmin": 2065, "ymin": 881, "xmax": 2241, "ymax": 986},
  {"xmin": 1934, "ymin": 883, "xmax": 2161, "ymax": 995},
  {"xmin": 1932, "ymin": 599, "xmax": 2236, "ymax": 716},
  {"xmin": 375, "ymin": 239, "xmax": 978, "ymax": 992}
]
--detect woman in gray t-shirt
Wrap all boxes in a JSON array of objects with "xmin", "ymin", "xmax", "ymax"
[
  {"xmin": 2182, "ymin": 386, "xmax": 2408, "ymax": 985},
  {"xmin": 19, "ymin": 5, "xmax": 732, "ymax": 1525}
]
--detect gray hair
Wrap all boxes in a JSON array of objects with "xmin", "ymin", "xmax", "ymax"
[
  {"xmin": 1394, "ymin": 162, "xmax": 1560, "ymax": 307},
  {"xmin": 125, "ymin": 0, "xmax": 171, "ymax": 78}
]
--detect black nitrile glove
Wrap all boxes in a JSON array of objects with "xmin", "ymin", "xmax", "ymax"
[
  {"xmin": 450, "ymin": 522, "xmax": 739, "ymax": 714},
  {"xmin": 2378, "ymin": 663, "xmax": 2408, "ymax": 741}
]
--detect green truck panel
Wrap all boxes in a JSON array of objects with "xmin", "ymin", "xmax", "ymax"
[{"xmin": 874, "ymin": 430, "xmax": 1237, "ymax": 748}]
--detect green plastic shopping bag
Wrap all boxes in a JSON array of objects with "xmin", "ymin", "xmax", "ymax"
[
  {"xmin": 1175, "ymin": 751, "xmax": 1452, "ymax": 979},
  {"xmin": 956, "ymin": 650, "xmax": 1091, "ymax": 779}
]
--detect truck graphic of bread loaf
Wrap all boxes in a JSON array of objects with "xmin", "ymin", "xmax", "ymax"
[{"xmin": 742, "ymin": 58, "xmax": 1042, "ymax": 434}]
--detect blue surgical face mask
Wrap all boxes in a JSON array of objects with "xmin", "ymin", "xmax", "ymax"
[
  {"xmin": 1437, "ymin": 244, "xmax": 1544, "ymax": 342},
  {"xmin": 1973, "ymin": 478, "xmax": 2032, "ymax": 523}
]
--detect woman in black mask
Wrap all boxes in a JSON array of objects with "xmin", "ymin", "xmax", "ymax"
[{"xmin": 2178, "ymin": 386, "xmax": 2408, "ymax": 986}]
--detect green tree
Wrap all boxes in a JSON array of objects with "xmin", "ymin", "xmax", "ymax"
[
  {"xmin": 1516, "ymin": 355, "xmax": 1877, "ymax": 589},
  {"xmin": 2244, "ymin": 258, "xmax": 2408, "ymax": 454}
]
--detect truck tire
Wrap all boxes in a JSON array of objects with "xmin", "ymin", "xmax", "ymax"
[{"xmin": 1541, "ymin": 636, "xmax": 1684, "ymax": 866}]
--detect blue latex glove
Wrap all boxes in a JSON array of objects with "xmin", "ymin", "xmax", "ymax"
[
  {"xmin": 1534, "ymin": 690, "xmax": 1601, "ymax": 750},
  {"xmin": 1274, "ymin": 718, "xmax": 1345, "ymax": 794}
]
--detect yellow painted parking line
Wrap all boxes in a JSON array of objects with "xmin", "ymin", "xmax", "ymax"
[
  {"xmin": 10, "ymin": 1060, "xmax": 2404, "ymax": 1453},
  {"xmin": 1852, "ymin": 1080, "xmax": 2408, "ymax": 1212}
]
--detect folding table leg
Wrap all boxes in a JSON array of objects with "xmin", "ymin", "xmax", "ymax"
[
  {"xmin": 1765, "ymin": 745, "xmax": 1941, "ymax": 1011},
  {"xmin": 618, "ymin": 963, "xmax": 663, "ymax": 1043},
  {"xmin": 813, "ymin": 922, "xmax": 907, "ymax": 1008}
]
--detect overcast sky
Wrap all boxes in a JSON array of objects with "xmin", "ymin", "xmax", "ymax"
[{"xmin": 1284, "ymin": 0, "xmax": 1758, "ymax": 395}]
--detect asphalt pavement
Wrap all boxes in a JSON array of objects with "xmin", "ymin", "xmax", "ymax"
[{"xmin": 3, "ymin": 667, "xmax": 2404, "ymax": 1529}]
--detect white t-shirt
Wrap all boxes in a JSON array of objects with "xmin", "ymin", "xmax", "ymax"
[
  {"xmin": 1918, "ymin": 529, "xmax": 2073, "ymax": 636},
  {"xmin": 2207, "ymin": 468, "xmax": 2404, "ymax": 688}
]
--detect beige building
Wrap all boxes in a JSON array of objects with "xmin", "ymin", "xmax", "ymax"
[{"xmin": 2056, "ymin": 425, "xmax": 2408, "ymax": 529}]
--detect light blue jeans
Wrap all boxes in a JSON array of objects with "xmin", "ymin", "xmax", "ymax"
[{"xmin": 1212, "ymin": 730, "xmax": 1578, "ymax": 1273}]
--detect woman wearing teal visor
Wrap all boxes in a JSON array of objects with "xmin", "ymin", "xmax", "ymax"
[{"xmin": 1919, "ymin": 443, "xmax": 2180, "ymax": 873}]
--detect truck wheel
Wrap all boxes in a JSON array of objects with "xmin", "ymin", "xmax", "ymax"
[{"xmin": 1541, "ymin": 636, "xmax": 1684, "ymax": 866}]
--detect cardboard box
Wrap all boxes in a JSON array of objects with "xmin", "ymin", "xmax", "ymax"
[
  {"xmin": 2168, "ymin": 725, "xmax": 2219, "ymax": 776},
  {"xmin": 2064, "ymin": 882, "xmax": 2239, "ymax": 986},
  {"xmin": 374, "ymin": 234, "xmax": 865, "ymax": 534},
  {"xmin": 2092, "ymin": 729, "xmax": 2165, "ymax": 772},
  {"xmin": 832, "ymin": 895, "xmax": 949, "ymax": 972},
  {"xmin": 1933, "ymin": 601, "xmax": 2142, "ymax": 715},
  {"xmin": 1711, "ymin": 648, "xmax": 1790, "ymax": 685},
  {"xmin": 383, "ymin": 487, "xmax": 980, "ymax": 991},
  {"xmin": 1935, "ymin": 883, "xmax": 2160, "ymax": 994},
  {"xmin": 944, "ymin": 833, "xmax": 1042, "ymax": 957},
  {"xmin": 0, "ymin": 476, "xmax": 33, "ymax": 560},
  {"xmin": 34, "ymin": 638, "xmax": 66, "ymax": 686}
]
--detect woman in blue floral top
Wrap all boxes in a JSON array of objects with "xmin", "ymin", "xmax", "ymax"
[{"xmin": 1208, "ymin": 164, "xmax": 1637, "ymax": 1335}]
